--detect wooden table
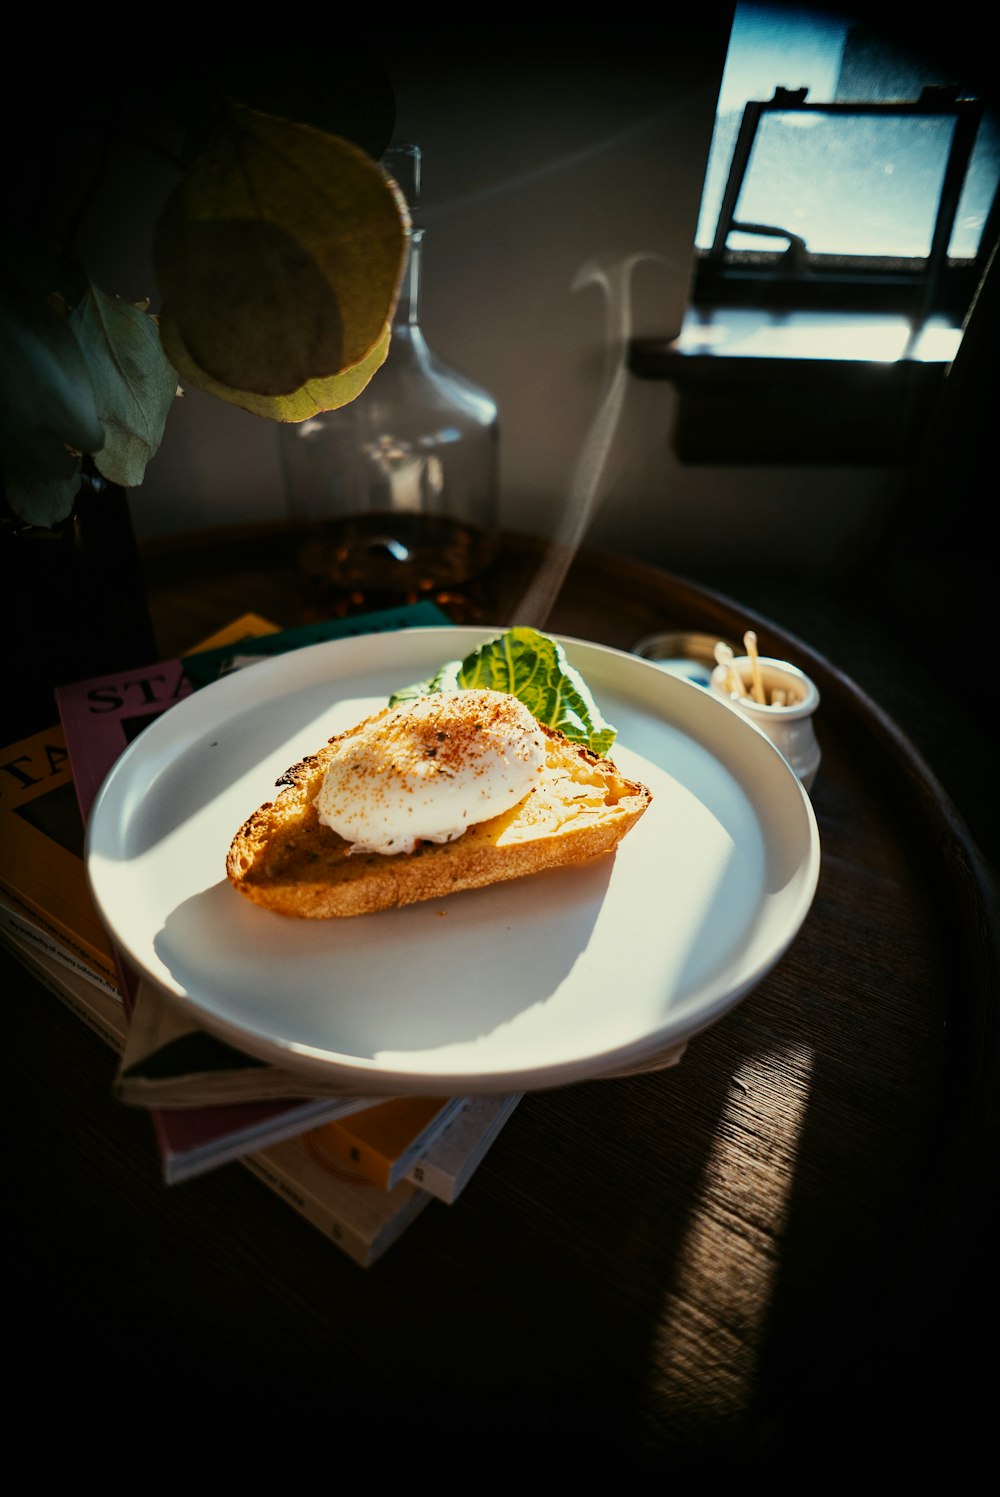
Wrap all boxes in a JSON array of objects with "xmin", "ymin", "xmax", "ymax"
[{"xmin": 7, "ymin": 528, "xmax": 998, "ymax": 1476}]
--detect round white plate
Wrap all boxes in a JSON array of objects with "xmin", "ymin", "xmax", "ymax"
[{"xmin": 85, "ymin": 626, "xmax": 821, "ymax": 1093}]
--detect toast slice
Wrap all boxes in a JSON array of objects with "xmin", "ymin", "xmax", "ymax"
[{"xmin": 226, "ymin": 715, "xmax": 652, "ymax": 919}]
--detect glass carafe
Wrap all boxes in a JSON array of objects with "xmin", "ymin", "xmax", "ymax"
[{"xmin": 280, "ymin": 142, "xmax": 500, "ymax": 622}]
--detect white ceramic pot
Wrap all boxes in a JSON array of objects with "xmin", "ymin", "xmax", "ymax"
[{"xmin": 710, "ymin": 655, "xmax": 822, "ymax": 792}]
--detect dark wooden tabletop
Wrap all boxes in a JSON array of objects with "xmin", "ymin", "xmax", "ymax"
[{"xmin": 7, "ymin": 528, "xmax": 998, "ymax": 1478}]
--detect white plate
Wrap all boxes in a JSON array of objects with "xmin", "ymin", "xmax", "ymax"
[{"xmin": 86, "ymin": 626, "xmax": 821, "ymax": 1094}]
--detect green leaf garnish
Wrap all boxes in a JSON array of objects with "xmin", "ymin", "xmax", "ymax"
[{"xmin": 390, "ymin": 626, "xmax": 617, "ymax": 758}]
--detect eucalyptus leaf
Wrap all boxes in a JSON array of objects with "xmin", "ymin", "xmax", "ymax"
[
  {"xmin": 2, "ymin": 454, "xmax": 83, "ymax": 528},
  {"xmin": 0, "ymin": 262, "xmax": 106, "ymax": 524},
  {"xmin": 390, "ymin": 627, "xmax": 618, "ymax": 758},
  {"xmin": 154, "ymin": 105, "xmax": 408, "ymax": 400},
  {"xmin": 0, "ymin": 265, "xmax": 105, "ymax": 467},
  {"xmin": 71, "ymin": 286, "xmax": 179, "ymax": 488}
]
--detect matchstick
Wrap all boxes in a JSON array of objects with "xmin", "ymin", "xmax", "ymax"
[
  {"xmin": 744, "ymin": 631, "xmax": 766, "ymax": 704},
  {"xmin": 714, "ymin": 641, "xmax": 746, "ymax": 697}
]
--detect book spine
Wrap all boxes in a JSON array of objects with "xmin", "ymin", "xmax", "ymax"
[
  {"xmin": 309, "ymin": 1097, "xmax": 465, "ymax": 1190},
  {"xmin": 0, "ymin": 894, "xmax": 120, "ymax": 998},
  {"xmin": 241, "ymin": 1147, "xmax": 434, "ymax": 1268},
  {"xmin": 240, "ymin": 1154, "xmax": 380, "ymax": 1267},
  {"xmin": 153, "ymin": 1092, "xmax": 398, "ymax": 1187},
  {"xmin": 406, "ymin": 1094, "xmax": 522, "ymax": 1204},
  {"xmin": 1, "ymin": 930, "xmax": 126, "ymax": 1054}
]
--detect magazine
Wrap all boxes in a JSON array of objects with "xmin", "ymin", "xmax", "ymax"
[{"xmin": 116, "ymin": 977, "xmax": 389, "ymax": 1108}]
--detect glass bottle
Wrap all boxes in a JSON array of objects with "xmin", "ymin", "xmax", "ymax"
[{"xmin": 281, "ymin": 143, "xmax": 500, "ymax": 622}]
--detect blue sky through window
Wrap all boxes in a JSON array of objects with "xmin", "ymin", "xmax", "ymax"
[{"xmin": 696, "ymin": 3, "xmax": 998, "ymax": 260}]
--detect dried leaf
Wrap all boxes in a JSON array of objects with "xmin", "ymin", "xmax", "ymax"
[
  {"xmin": 159, "ymin": 315, "xmax": 391, "ymax": 420},
  {"xmin": 154, "ymin": 105, "xmax": 407, "ymax": 402}
]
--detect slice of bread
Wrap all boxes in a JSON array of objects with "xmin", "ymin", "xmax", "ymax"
[{"xmin": 226, "ymin": 715, "xmax": 652, "ymax": 919}]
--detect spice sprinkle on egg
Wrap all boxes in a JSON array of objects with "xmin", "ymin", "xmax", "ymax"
[{"xmin": 313, "ymin": 689, "xmax": 548, "ymax": 856}]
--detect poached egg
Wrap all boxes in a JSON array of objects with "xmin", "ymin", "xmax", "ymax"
[{"xmin": 314, "ymin": 688, "xmax": 548, "ymax": 855}]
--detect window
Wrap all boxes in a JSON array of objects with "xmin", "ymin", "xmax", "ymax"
[
  {"xmin": 629, "ymin": 3, "xmax": 1000, "ymax": 461},
  {"xmin": 694, "ymin": 2, "xmax": 998, "ymax": 317}
]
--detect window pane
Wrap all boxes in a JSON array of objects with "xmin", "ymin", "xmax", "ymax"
[
  {"xmin": 696, "ymin": 2, "xmax": 999, "ymax": 263},
  {"xmin": 734, "ymin": 112, "xmax": 959, "ymax": 256}
]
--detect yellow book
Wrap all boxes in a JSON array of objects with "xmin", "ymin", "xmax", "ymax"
[{"xmin": 306, "ymin": 1097, "xmax": 467, "ymax": 1190}]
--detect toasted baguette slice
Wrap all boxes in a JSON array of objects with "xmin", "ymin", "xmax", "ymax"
[{"xmin": 226, "ymin": 719, "xmax": 652, "ymax": 919}]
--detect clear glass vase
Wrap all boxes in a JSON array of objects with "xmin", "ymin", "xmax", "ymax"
[{"xmin": 280, "ymin": 142, "xmax": 500, "ymax": 622}]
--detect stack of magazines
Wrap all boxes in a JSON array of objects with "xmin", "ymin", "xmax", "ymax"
[{"xmin": 0, "ymin": 603, "xmax": 522, "ymax": 1267}]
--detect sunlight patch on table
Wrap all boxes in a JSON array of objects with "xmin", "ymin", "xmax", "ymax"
[{"xmin": 648, "ymin": 1040, "xmax": 815, "ymax": 1415}]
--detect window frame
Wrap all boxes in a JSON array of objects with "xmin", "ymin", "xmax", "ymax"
[
  {"xmin": 626, "ymin": 12, "xmax": 1000, "ymax": 464},
  {"xmin": 694, "ymin": 83, "xmax": 994, "ymax": 323}
]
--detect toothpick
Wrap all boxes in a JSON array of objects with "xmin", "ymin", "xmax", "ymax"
[
  {"xmin": 744, "ymin": 630, "xmax": 766, "ymax": 704},
  {"xmin": 714, "ymin": 641, "xmax": 746, "ymax": 697}
]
